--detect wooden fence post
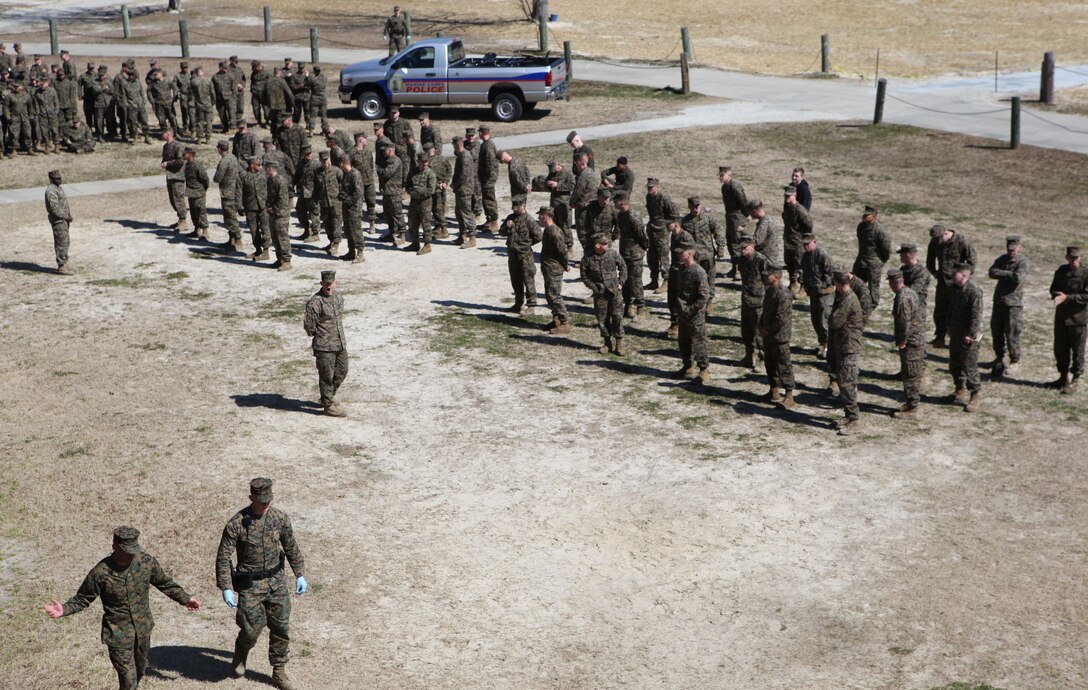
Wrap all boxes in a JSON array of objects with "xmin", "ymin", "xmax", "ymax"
[{"xmin": 873, "ymin": 78, "xmax": 887, "ymax": 124}]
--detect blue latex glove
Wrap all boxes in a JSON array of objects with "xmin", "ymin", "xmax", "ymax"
[
  {"xmin": 222, "ymin": 589, "xmax": 237, "ymax": 608},
  {"xmin": 295, "ymin": 576, "xmax": 307, "ymax": 595}
]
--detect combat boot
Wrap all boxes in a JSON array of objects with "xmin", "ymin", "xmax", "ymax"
[
  {"xmin": 825, "ymin": 380, "xmax": 840, "ymax": 397},
  {"xmin": 174, "ymin": 217, "xmax": 189, "ymax": 232},
  {"xmin": 836, "ymin": 417, "xmax": 859, "ymax": 436},
  {"xmin": 636, "ymin": 306, "xmax": 645, "ymax": 318},
  {"xmin": 254, "ymin": 249, "xmax": 270, "ymax": 261},
  {"xmin": 1049, "ymin": 374, "xmax": 1069, "ymax": 389},
  {"xmin": 485, "ymin": 219, "xmax": 499, "ymax": 233},
  {"xmin": 613, "ymin": 338, "xmax": 625, "ymax": 357},
  {"xmin": 300, "ymin": 232, "xmax": 320, "ymax": 243},
  {"xmin": 369, "ymin": 219, "xmax": 378, "ymax": 234},
  {"xmin": 519, "ymin": 305, "xmax": 536, "ymax": 316},
  {"xmin": 928, "ymin": 336, "xmax": 947, "ymax": 349},
  {"xmin": 326, "ymin": 240, "xmax": 340, "ymax": 256},
  {"xmin": 405, "ymin": 242, "xmax": 421, "ymax": 252},
  {"xmin": 56, "ymin": 263, "xmax": 75, "ymax": 276},
  {"xmin": 462, "ymin": 236, "xmax": 477, "ymax": 249},
  {"xmin": 738, "ymin": 351, "xmax": 755, "ymax": 370},
  {"xmin": 654, "ymin": 279, "xmax": 667, "ymax": 295},
  {"xmin": 143, "ymin": 134, "xmax": 151, "ymax": 144},
  {"xmin": 816, "ymin": 343, "xmax": 827, "ymax": 360},
  {"xmin": 945, "ymin": 387, "xmax": 967, "ymax": 405},
  {"xmin": 1004, "ymin": 360, "xmax": 1020, "ymax": 377},
  {"xmin": 789, "ymin": 281, "xmax": 802, "ymax": 297},
  {"xmin": 549, "ymin": 321, "xmax": 572, "ymax": 335},
  {"xmin": 352, "ymin": 250, "xmax": 366, "ymax": 263},
  {"xmin": 666, "ymin": 324, "xmax": 679, "ymax": 339},
  {"xmin": 231, "ymin": 646, "xmax": 248, "ymax": 678},
  {"xmin": 777, "ymin": 389, "xmax": 796, "ymax": 410},
  {"xmin": 645, "ymin": 278, "xmax": 659, "ymax": 291},
  {"xmin": 1063, "ymin": 376, "xmax": 1079, "ymax": 395},
  {"xmin": 277, "ymin": 260, "xmax": 293, "ymax": 272},
  {"xmin": 677, "ymin": 364, "xmax": 696, "ymax": 379},
  {"xmin": 323, "ymin": 403, "xmax": 346, "ymax": 417},
  {"xmin": 893, "ymin": 403, "xmax": 919, "ymax": 418},
  {"xmin": 759, "ymin": 387, "xmax": 781, "ymax": 403},
  {"xmin": 452, "ymin": 235, "xmax": 465, "ymax": 246},
  {"xmin": 623, "ymin": 304, "xmax": 635, "ymax": 319},
  {"xmin": 697, "ymin": 367, "xmax": 710, "ymax": 385},
  {"xmin": 416, "ymin": 243, "xmax": 431, "ymax": 255},
  {"xmin": 343, "ymin": 249, "xmax": 357, "ymax": 261},
  {"xmin": 963, "ymin": 391, "xmax": 981, "ymax": 413},
  {"xmin": 599, "ymin": 337, "xmax": 612, "ymax": 355},
  {"xmin": 272, "ymin": 665, "xmax": 295, "ymax": 690}
]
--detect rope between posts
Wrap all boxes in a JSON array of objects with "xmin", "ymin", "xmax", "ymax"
[
  {"xmin": 186, "ymin": 29, "xmax": 311, "ymax": 43},
  {"xmin": 886, "ymin": 94, "xmax": 1007, "ymax": 116},
  {"xmin": 1021, "ymin": 108, "xmax": 1088, "ymax": 136},
  {"xmin": 1056, "ymin": 65, "xmax": 1088, "ymax": 78}
]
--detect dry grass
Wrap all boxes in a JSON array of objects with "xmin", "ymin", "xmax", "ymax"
[{"xmin": 1024, "ymin": 84, "xmax": 1088, "ymax": 117}]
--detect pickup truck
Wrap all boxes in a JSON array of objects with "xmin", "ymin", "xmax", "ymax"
[{"xmin": 338, "ymin": 37, "xmax": 568, "ymax": 123}]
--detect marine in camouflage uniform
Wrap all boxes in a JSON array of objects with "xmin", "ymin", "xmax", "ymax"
[
  {"xmin": 614, "ymin": 191, "xmax": 648, "ymax": 318},
  {"xmin": 228, "ymin": 56, "xmax": 246, "ymax": 121},
  {"xmin": 120, "ymin": 73, "xmax": 152, "ymax": 144},
  {"xmin": 147, "ymin": 70, "xmax": 178, "ymax": 134},
  {"xmin": 79, "ymin": 62, "xmax": 98, "ymax": 136},
  {"xmin": 214, "ymin": 141, "xmax": 243, "ymax": 249},
  {"xmin": 425, "ymin": 141, "xmax": 452, "ymax": 239},
  {"xmin": 718, "ymin": 166, "xmax": 748, "ymax": 278},
  {"xmin": 800, "ymin": 232, "xmax": 835, "ymax": 359},
  {"xmin": 44, "ymin": 170, "xmax": 74, "ymax": 274},
  {"xmin": 216, "ymin": 478, "xmax": 307, "ymax": 690},
  {"xmin": 182, "ymin": 147, "xmax": 210, "ymax": 238},
  {"xmin": 384, "ymin": 6, "xmax": 410, "ymax": 56},
  {"xmin": 350, "ymin": 132, "xmax": 379, "ymax": 232},
  {"xmin": 339, "ymin": 156, "xmax": 367, "ymax": 262},
  {"xmin": 294, "ymin": 146, "xmax": 321, "ymax": 241},
  {"xmin": 1049, "ymin": 246, "xmax": 1088, "ymax": 394},
  {"xmin": 50, "ymin": 527, "xmax": 198, "ymax": 690},
  {"xmin": 898, "ymin": 243, "xmax": 930, "ymax": 308},
  {"xmin": 315, "ymin": 151, "xmax": 345, "ymax": 251},
  {"xmin": 674, "ymin": 234, "xmax": 711, "ymax": 382},
  {"xmin": 566, "ymin": 130, "xmax": 594, "ymax": 169},
  {"xmin": 829, "ymin": 269, "xmax": 864, "ymax": 434},
  {"xmin": 378, "ymin": 144, "xmax": 406, "ymax": 243},
  {"xmin": 889, "ymin": 269, "xmax": 926, "ymax": 416},
  {"xmin": 267, "ymin": 162, "xmax": 293, "ymax": 269},
  {"xmin": 160, "ymin": 130, "xmax": 188, "ymax": 230},
  {"xmin": 747, "ymin": 199, "xmax": 780, "ymax": 266},
  {"xmin": 926, "ymin": 224, "xmax": 976, "ymax": 347},
  {"xmin": 758, "ymin": 264, "xmax": 795, "ymax": 408},
  {"xmin": 289, "ymin": 65, "xmax": 311, "ymax": 133},
  {"xmin": 578, "ymin": 187, "xmax": 618, "ymax": 254},
  {"xmin": 265, "ymin": 68, "xmax": 294, "ymax": 139},
  {"xmin": 600, "ymin": 157, "xmax": 635, "ymax": 194},
  {"xmin": 502, "ymin": 149, "xmax": 531, "ymax": 207},
  {"xmin": 241, "ymin": 157, "xmax": 271, "ymax": 260},
  {"xmin": 505, "ymin": 200, "xmax": 543, "ymax": 313},
  {"xmin": 947, "ymin": 263, "xmax": 983, "ymax": 412},
  {"xmin": 173, "ymin": 61, "xmax": 194, "ymax": 137},
  {"xmin": 477, "ymin": 125, "xmax": 500, "ymax": 231},
  {"xmin": 581, "ymin": 234, "xmax": 628, "ymax": 355},
  {"xmin": 249, "ymin": 60, "xmax": 268, "ymax": 127},
  {"xmin": 418, "ymin": 112, "xmax": 441, "ymax": 151},
  {"xmin": 384, "ymin": 107, "xmax": 413, "ymax": 185},
  {"xmin": 987, "ymin": 235, "xmax": 1028, "ymax": 376},
  {"xmin": 781, "ymin": 185, "xmax": 812, "ymax": 295},
  {"xmin": 569, "ymin": 154, "xmax": 598, "ymax": 243},
  {"xmin": 644, "ymin": 177, "xmax": 680, "ymax": 292},
  {"xmin": 666, "ymin": 222, "xmax": 696, "ymax": 338},
  {"xmin": 190, "ymin": 67, "xmax": 215, "ymax": 143},
  {"xmin": 302, "ymin": 272, "xmax": 349, "ymax": 414},
  {"xmin": 544, "ymin": 159, "xmax": 575, "ymax": 249},
  {"xmin": 680, "ymin": 195, "xmax": 726, "ymax": 303},
  {"xmin": 736, "ymin": 235, "xmax": 768, "ymax": 369},
  {"xmin": 451, "ymin": 136, "xmax": 477, "ymax": 247},
  {"xmin": 538, "ymin": 206, "xmax": 571, "ymax": 333},
  {"xmin": 852, "ymin": 205, "xmax": 892, "ymax": 308},
  {"xmin": 406, "ymin": 152, "xmax": 437, "ymax": 254}
]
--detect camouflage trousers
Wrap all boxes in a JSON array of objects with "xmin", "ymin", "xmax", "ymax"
[
  {"xmin": 853, "ymin": 261, "xmax": 883, "ymax": 308},
  {"xmin": 107, "ymin": 634, "xmax": 150, "ymax": 690},
  {"xmin": 309, "ymin": 99, "xmax": 328, "ymax": 134},
  {"xmin": 933, "ymin": 280, "xmax": 952, "ymax": 339},
  {"xmin": 666, "ymin": 265, "xmax": 681, "ymax": 326},
  {"xmin": 382, "ymin": 192, "xmax": 405, "ymax": 238},
  {"xmin": 764, "ymin": 341, "xmax": 794, "ymax": 390},
  {"xmin": 123, "ymin": 106, "xmax": 148, "ymax": 139},
  {"xmin": 679, "ymin": 308, "xmax": 708, "ymax": 369},
  {"xmin": 7, "ymin": 115, "xmax": 31, "ymax": 151},
  {"xmin": 250, "ymin": 91, "xmax": 266, "ymax": 126},
  {"xmin": 245, "ymin": 209, "xmax": 270, "ymax": 251},
  {"xmin": 646, "ymin": 225, "xmax": 670, "ymax": 285},
  {"xmin": 321, "ymin": 203, "xmax": 344, "ymax": 242},
  {"xmin": 363, "ymin": 183, "xmax": 377, "ymax": 222},
  {"xmin": 195, "ymin": 106, "xmax": 214, "ymax": 141},
  {"xmin": 1054, "ymin": 323, "xmax": 1087, "ymax": 377},
  {"xmin": 314, "ymin": 349, "xmax": 348, "ymax": 406},
  {"xmin": 593, "ymin": 290, "xmax": 624, "ymax": 338},
  {"xmin": 827, "ymin": 341, "xmax": 839, "ymax": 382},
  {"xmin": 236, "ymin": 574, "xmax": 292, "ymax": 667},
  {"xmin": 295, "ymin": 195, "xmax": 319, "ymax": 234},
  {"xmin": 837, "ymin": 351, "xmax": 860, "ymax": 420},
  {"xmin": 270, "ymin": 214, "xmax": 291, "ymax": 261},
  {"xmin": 167, "ymin": 180, "xmax": 187, "ymax": 222},
  {"xmin": 267, "ymin": 109, "xmax": 283, "ymax": 138},
  {"xmin": 784, "ymin": 240, "xmax": 803, "ymax": 288},
  {"xmin": 187, "ymin": 195, "xmax": 208, "ymax": 229},
  {"xmin": 388, "ymin": 35, "xmax": 407, "ymax": 55},
  {"xmin": 482, "ymin": 181, "xmax": 498, "ymax": 223},
  {"xmin": 454, "ymin": 193, "xmax": 475, "ymax": 237},
  {"xmin": 990, "ymin": 305, "xmax": 1023, "ymax": 362},
  {"xmin": 152, "ymin": 102, "xmax": 178, "ymax": 132},
  {"xmin": 508, "ymin": 253, "xmax": 537, "ymax": 307},
  {"xmin": 235, "ymin": 91, "xmax": 246, "ymax": 120},
  {"xmin": 51, "ymin": 219, "xmax": 70, "ymax": 267},
  {"xmin": 542, "ymin": 263, "xmax": 568, "ymax": 323},
  {"xmin": 221, "ymin": 200, "xmax": 241, "ymax": 240},
  {"xmin": 949, "ymin": 339, "xmax": 981, "ymax": 393},
  {"xmin": 408, "ymin": 200, "xmax": 433, "ymax": 245},
  {"xmin": 431, "ymin": 189, "xmax": 447, "ymax": 229},
  {"xmin": 552, "ymin": 204, "xmax": 572, "ymax": 249},
  {"xmin": 622, "ymin": 256, "xmax": 644, "ymax": 308},
  {"xmin": 698, "ymin": 257, "xmax": 716, "ymax": 300},
  {"xmin": 471, "ymin": 182, "xmax": 483, "ymax": 217},
  {"xmin": 216, "ymin": 100, "xmax": 234, "ymax": 132},
  {"xmin": 343, "ymin": 202, "xmax": 365, "ymax": 255},
  {"xmin": 37, "ymin": 111, "xmax": 59, "ymax": 146},
  {"xmin": 725, "ymin": 213, "xmax": 746, "ymax": 268},
  {"xmin": 900, "ymin": 347, "xmax": 925, "ymax": 406},
  {"xmin": 808, "ymin": 291, "xmax": 833, "ymax": 345},
  {"xmin": 740, "ymin": 303, "xmax": 763, "ymax": 355},
  {"xmin": 292, "ymin": 98, "xmax": 310, "ymax": 130}
]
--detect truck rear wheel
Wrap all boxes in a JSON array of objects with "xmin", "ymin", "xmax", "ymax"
[
  {"xmin": 356, "ymin": 90, "xmax": 388, "ymax": 120},
  {"xmin": 491, "ymin": 92, "xmax": 523, "ymax": 123}
]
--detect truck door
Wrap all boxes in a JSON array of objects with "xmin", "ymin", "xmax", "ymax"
[{"xmin": 387, "ymin": 46, "xmax": 445, "ymax": 105}]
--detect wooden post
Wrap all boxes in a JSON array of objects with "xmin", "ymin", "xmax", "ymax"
[
  {"xmin": 875, "ymin": 48, "xmax": 880, "ymax": 83},
  {"xmin": 563, "ymin": 40, "xmax": 572, "ymax": 101},
  {"xmin": 873, "ymin": 78, "xmax": 887, "ymax": 124},
  {"xmin": 310, "ymin": 28, "xmax": 319, "ymax": 63},
  {"xmin": 122, "ymin": 5, "xmax": 131, "ymax": 39},
  {"xmin": 681, "ymin": 53, "xmax": 690, "ymax": 95},
  {"xmin": 995, "ymin": 51, "xmax": 999, "ymax": 93},
  {"xmin": 1010, "ymin": 96, "xmax": 1021, "ymax": 149},
  {"xmin": 821, "ymin": 34, "xmax": 830, "ymax": 74},
  {"xmin": 263, "ymin": 6, "xmax": 272, "ymax": 43},
  {"xmin": 404, "ymin": 11, "xmax": 411, "ymax": 44},
  {"xmin": 179, "ymin": 20, "xmax": 190, "ymax": 58},
  {"xmin": 538, "ymin": 13, "xmax": 547, "ymax": 52},
  {"xmin": 681, "ymin": 27, "xmax": 692, "ymax": 60},
  {"xmin": 49, "ymin": 20, "xmax": 59, "ymax": 55},
  {"xmin": 1040, "ymin": 51, "xmax": 1055, "ymax": 105}
]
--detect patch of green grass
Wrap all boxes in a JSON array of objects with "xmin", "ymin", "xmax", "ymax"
[
  {"xmin": 51, "ymin": 370, "xmax": 78, "ymax": 377},
  {"xmin": 87, "ymin": 276, "xmax": 144, "ymax": 288},
  {"xmin": 888, "ymin": 646, "xmax": 913, "ymax": 656},
  {"xmin": 179, "ymin": 290, "xmax": 213, "ymax": 301},
  {"xmin": 429, "ymin": 310, "xmax": 531, "ymax": 360},
  {"xmin": 572, "ymin": 80, "xmax": 703, "ymax": 101},
  {"xmin": 277, "ymin": 358, "xmax": 312, "ymax": 379},
  {"xmin": 679, "ymin": 415, "xmax": 708, "ymax": 429},
  {"xmin": 59, "ymin": 446, "xmax": 90, "ymax": 459},
  {"xmin": 135, "ymin": 342, "xmax": 167, "ymax": 351},
  {"xmin": 930, "ymin": 684, "xmax": 1004, "ymax": 690},
  {"xmin": 164, "ymin": 271, "xmax": 189, "ymax": 281},
  {"xmin": 259, "ymin": 297, "xmax": 306, "ymax": 321}
]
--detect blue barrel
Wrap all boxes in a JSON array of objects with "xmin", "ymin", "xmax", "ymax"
[{"xmin": 549, "ymin": 13, "xmax": 558, "ymax": 21}]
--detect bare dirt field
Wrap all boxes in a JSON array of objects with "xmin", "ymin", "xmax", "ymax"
[
  {"xmin": 2, "ymin": 119, "xmax": 1086, "ymax": 689},
  {"xmin": 6, "ymin": 0, "xmax": 1088, "ymax": 78}
]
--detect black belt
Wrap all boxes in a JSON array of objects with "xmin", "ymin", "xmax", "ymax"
[{"xmin": 243, "ymin": 561, "xmax": 283, "ymax": 581}]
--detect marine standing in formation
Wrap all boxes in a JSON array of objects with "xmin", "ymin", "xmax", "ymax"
[
  {"xmin": 987, "ymin": 235, "xmax": 1028, "ymax": 377},
  {"xmin": 1050, "ymin": 246, "xmax": 1088, "ymax": 394},
  {"xmin": 303, "ymin": 269, "xmax": 350, "ymax": 416},
  {"xmin": 44, "ymin": 169, "xmax": 74, "ymax": 274}
]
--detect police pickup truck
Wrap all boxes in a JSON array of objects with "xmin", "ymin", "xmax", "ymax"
[{"xmin": 338, "ymin": 37, "xmax": 568, "ymax": 122}]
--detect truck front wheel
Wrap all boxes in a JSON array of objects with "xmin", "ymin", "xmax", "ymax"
[
  {"xmin": 491, "ymin": 92, "xmax": 523, "ymax": 122},
  {"xmin": 356, "ymin": 90, "xmax": 388, "ymax": 120}
]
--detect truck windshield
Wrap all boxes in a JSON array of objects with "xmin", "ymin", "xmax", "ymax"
[{"xmin": 448, "ymin": 41, "xmax": 466, "ymax": 65}]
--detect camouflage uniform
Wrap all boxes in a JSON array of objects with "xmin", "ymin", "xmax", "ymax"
[
  {"xmin": 62, "ymin": 534, "xmax": 192, "ymax": 690},
  {"xmin": 507, "ymin": 155, "xmax": 531, "ymax": 207},
  {"xmin": 720, "ymin": 177, "xmax": 748, "ymax": 270},
  {"xmin": 801, "ymin": 244, "xmax": 836, "ymax": 347},
  {"xmin": 750, "ymin": 213, "xmax": 780, "ymax": 266},
  {"xmin": 161, "ymin": 140, "xmax": 187, "ymax": 226},
  {"xmin": 305, "ymin": 69, "xmax": 328, "ymax": 133},
  {"xmin": 293, "ymin": 156, "xmax": 321, "ymax": 237},
  {"xmin": 546, "ymin": 166, "xmax": 576, "ymax": 248},
  {"xmin": 569, "ymin": 165, "xmax": 598, "ymax": 239},
  {"xmin": 645, "ymin": 186, "xmax": 680, "ymax": 288},
  {"xmin": 289, "ymin": 69, "xmax": 310, "ymax": 131},
  {"xmin": 1050, "ymin": 261, "xmax": 1088, "ymax": 380},
  {"xmin": 267, "ymin": 171, "xmax": 292, "ymax": 263},
  {"xmin": 738, "ymin": 249, "xmax": 768, "ymax": 360},
  {"xmin": 214, "ymin": 151, "xmax": 243, "ymax": 242},
  {"xmin": 45, "ymin": 180, "xmax": 72, "ymax": 268},
  {"xmin": 419, "ymin": 121, "xmax": 442, "ymax": 151},
  {"xmin": 249, "ymin": 62, "xmax": 268, "ymax": 126},
  {"xmin": 79, "ymin": 66, "xmax": 98, "ymax": 134},
  {"xmin": 948, "ymin": 278, "xmax": 984, "ymax": 394},
  {"xmin": 579, "ymin": 197, "xmax": 617, "ymax": 253},
  {"xmin": 190, "ymin": 73, "xmax": 215, "ymax": 142},
  {"xmin": 667, "ymin": 229, "xmax": 696, "ymax": 328},
  {"xmin": 829, "ymin": 288, "xmax": 864, "ymax": 421},
  {"xmin": 478, "ymin": 136, "xmax": 499, "ymax": 225},
  {"xmin": 452, "ymin": 147, "xmax": 477, "ymax": 239},
  {"xmin": 781, "ymin": 201, "xmax": 812, "ymax": 288},
  {"xmin": 119, "ymin": 76, "xmax": 151, "ymax": 142},
  {"xmin": 147, "ymin": 76, "xmax": 177, "ymax": 133},
  {"xmin": 927, "ymin": 230, "xmax": 976, "ymax": 342},
  {"xmin": 600, "ymin": 164, "xmax": 635, "ymax": 193},
  {"xmin": 216, "ymin": 502, "xmax": 305, "ymax": 670},
  {"xmin": 893, "ymin": 285, "xmax": 926, "ymax": 407},
  {"xmin": 429, "ymin": 151, "xmax": 453, "ymax": 236},
  {"xmin": 228, "ymin": 61, "xmax": 246, "ymax": 120},
  {"xmin": 303, "ymin": 284, "xmax": 348, "ymax": 405},
  {"xmin": 541, "ymin": 220, "xmax": 570, "ymax": 325},
  {"xmin": 232, "ymin": 128, "xmax": 259, "ymax": 162},
  {"xmin": 680, "ymin": 208, "xmax": 725, "ymax": 300},
  {"xmin": 212, "ymin": 69, "xmax": 235, "ymax": 131},
  {"xmin": 759, "ymin": 279, "xmax": 794, "ymax": 392},
  {"xmin": 349, "ymin": 143, "xmax": 378, "ymax": 224},
  {"xmin": 988, "ymin": 248, "xmax": 1028, "ymax": 366},
  {"xmin": 316, "ymin": 162, "xmax": 345, "ymax": 244},
  {"xmin": 184, "ymin": 156, "xmax": 210, "ymax": 231},
  {"xmin": 384, "ymin": 13, "xmax": 410, "ymax": 55},
  {"xmin": 902, "ymin": 262, "xmax": 930, "ymax": 308},
  {"xmin": 616, "ymin": 206, "xmax": 649, "ymax": 311},
  {"xmin": 173, "ymin": 67, "xmax": 194, "ymax": 136},
  {"xmin": 265, "ymin": 74, "xmax": 293, "ymax": 139},
  {"xmin": 340, "ymin": 165, "xmax": 366, "ymax": 258},
  {"xmin": 849, "ymin": 275, "xmax": 874, "ymax": 326},
  {"xmin": 34, "ymin": 81, "xmax": 60, "ymax": 150},
  {"xmin": 676, "ymin": 261, "xmax": 711, "ymax": 370},
  {"xmin": 384, "ymin": 114, "xmax": 412, "ymax": 184},
  {"xmin": 852, "ymin": 218, "xmax": 892, "ymax": 307},
  {"xmin": 506, "ymin": 209, "xmax": 543, "ymax": 308},
  {"xmin": 378, "ymin": 153, "xmax": 405, "ymax": 239},
  {"xmin": 407, "ymin": 164, "xmax": 437, "ymax": 246},
  {"xmin": 240, "ymin": 166, "xmax": 271, "ymax": 253},
  {"xmin": 581, "ymin": 247, "xmax": 627, "ymax": 339}
]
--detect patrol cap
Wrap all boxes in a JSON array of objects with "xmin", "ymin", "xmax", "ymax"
[
  {"xmin": 112, "ymin": 527, "xmax": 141, "ymax": 554},
  {"xmin": 951, "ymin": 261, "xmax": 972, "ymax": 273},
  {"xmin": 394, "ymin": 4, "xmax": 400, "ymax": 10},
  {"xmin": 862, "ymin": 205, "xmax": 878, "ymax": 215},
  {"xmin": 124, "ymin": 58, "xmax": 135, "ymax": 67},
  {"xmin": 613, "ymin": 191, "xmax": 629, "ymax": 202},
  {"xmin": 250, "ymin": 477, "xmax": 274, "ymax": 501},
  {"xmin": 783, "ymin": 185, "xmax": 796, "ymax": 196},
  {"xmin": 180, "ymin": 61, "xmax": 189, "ymax": 69},
  {"xmin": 353, "ymin": 130, "xmax": 367, "ymax": 140},
  {"xmin": 761, "ymin": 263, "xmax": 783, "ymax": 277},
  {"xmin": 833, "ymin": 269, "xmax": 851, "ymax": 283},
  {"xmin": 148, "ymin": 58, "xmax": 158, "ymax": 65},
  {"xmin": 246, "ymin": 156, "xmax": 261, "ymax": 165},
  {"xmin": 251, "ymin": 59, "xmax": 261, "ymax": 66},
  {"xmin": 229, "ymin": 54, "xmax": 238, "ymax": 61},
  {"xmin": 687, "ymin": 195, "xmax": 700, "ymax": 206},
  {"xmin": 1067, "ymin": 246, "xmax": 1082, "ymax": 258},
  {"xmin": 738, "ymin": 234, "xmax": 755, "ymax": 247},
  {"xmin": 537, "ymin": 206, "xmax": 554, "ymax": 217},
  {"xmin": 321, "ymin": 270, "xmax": 337, "ymax": 286},
  {"xmin": 284, "ymin": 57, "xmax": 293, "ymax": 64},
  {"xmin": 97, "ymin": 65, "xmax": 108, "ymax": 73},
  {"xmin": 718, "ymin": 165, "xmax": 731, "ymax": 174},
  {"xmin": 597, "ymin": 187, "xmax": 612, "ymax": 198},
  {"xmin": 452, "ymin": 135, "xmax": 464, "ymax": 145},
  {"xmin": 745, "ymin": 199, "xmax": 763, "ymax": 213},
  {"xmin": 930, "ymin": 223, "xmax": 947, "ymax": 236},
  {"xmin": 592, "ymin": 233, "xmax": 611, "ymax": 245},
  {"xmin": 390, "ymin": 105, "xmax": 400, "ymax": 113},
  {"xmin": 265, "ymin": 161, "xmax": 279, "ymax": 171},
  {"xmin": 261, "ymin": 137, "xmax": 274, "ymax": 145},
  {"xmin": 887, "ymin": 268, "xmax": 903, "ymax": 280},
  {"xmin": 511, "ymin": 198, "xmax": 526, "ymax": 208},
  {"xmin": 418, "ymin": 111, "xmax": 429, "ymax": 120},
  {"xmin": 801, "ymin": 232, "xmax": 816, "ymax": 244},
  {"xmin": 217, "ymin": 60, "xmax": 227, "ymax": 69},
  {"xmin": 237, "ymin": 121, "xmax": 249, "ymax": 130},
  {"xmin": 478, "ymin": 124, "xmax": 491, "ymax": 133},
  {"xmin": 216, "ymin": 140, "xmax": 229, "ymax": 151},
  {"xmin": 86, "ymin": 61, "xmax": 95, "ymax": 68},
  {"xmin": 546, "ymin": 159, "xmax": 559, "ymax": 167},
  {"xmin": 183, "ymin": 146, "xmax": 196, "ymax": 155},
  {"xmin": 676, "ymin": 235, "xmax": 695, "ymax": 251},
  {"xmin": 300, "ymin": 144, "xmax": 312, "ymax": 153},
  {"xmin": 647, "ymin": 177, "xmax": 659, "ymax": 187},
  {"xmin": 47, "ymin": 169, "xmax": 62, "ymax": 181},
  {"xmin": 897, "ymin": 243, "xmax": 917, "ymax": 254},
  {"xmin": 565, "ymin": 130, "xmax": 579, "ymax": 143},
  {"xmin": 1005, "ymin": 235, "xmax": 1021, "ymax": 246},
  {"xmin": 422, "ymin": 140, "xmax": 436, "ymax": 150},
  {"xmin": 319, "ymin": 150, "xmax": 330, "ymax": 160},
  {"xmin": 417, "ymin": 151, "xmax": 429, "ymax": 160},
  {"xmin": 464, "ymin": 127, "xmax": 476, "ymax": 135}
]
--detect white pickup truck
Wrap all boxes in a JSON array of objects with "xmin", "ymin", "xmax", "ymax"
[{"xmin": 338, "ymin": 37, "xmax": 569, "ymax": 122}]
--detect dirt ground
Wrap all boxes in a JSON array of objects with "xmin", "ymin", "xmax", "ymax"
[
  {"xmin": 1, "ymin": 119, "xmax": 1086, "ymax": 689},
  {"xmin": 0, "ymin": 76, "xmax": 711, "ymax": 190},
  {"xmin": 6, "ymin": 0, "xmax": 1088, "ymax": 79}
]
